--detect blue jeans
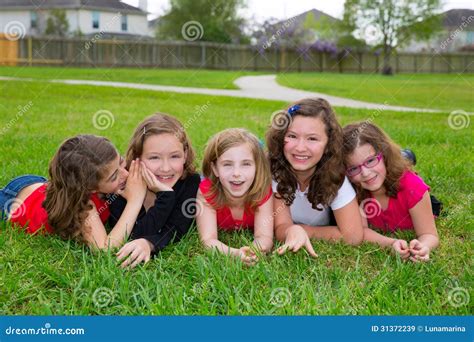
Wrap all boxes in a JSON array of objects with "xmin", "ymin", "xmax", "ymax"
[{"xmin": 0, "ymin": 175, "xmax": 47, "ymax": 220}]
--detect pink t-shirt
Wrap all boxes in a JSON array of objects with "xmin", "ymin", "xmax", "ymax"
[
  {"xmin": 199, "ymin": 178, "xmax": 273, "ymax": 231},
  {"xmin": 366, "ymin": 170, "xmax": 430, "ymax": 232}
]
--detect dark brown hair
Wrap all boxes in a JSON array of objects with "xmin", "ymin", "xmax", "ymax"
[
  {"xmin": 126, "ymin": 113, "xmax": 196, "ymax": 178},
  {"xmin": 342, "ymin": 122, "xmax": 410, "ymax": 201},
  {"xmin": 266, "ymin": 98, "xmax": 345, "ymax": 209},
  {"xmin": 202, "ymin": 128, "xmax": 271, "ymax": 211},
  {"xmin": 43, "ymin": 135, "xmax": 117, "ymax": 242}
]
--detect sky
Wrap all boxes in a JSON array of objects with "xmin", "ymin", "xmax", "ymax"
[{"xmin": 124, "ymin": 0, "xmax": 474, "ymax": 21}]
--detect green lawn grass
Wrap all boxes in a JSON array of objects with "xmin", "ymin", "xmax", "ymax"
[
  {"xmin": 0, "ymin": 66, "xmax": 261, "ymax": 90},
  {"xmin": 277, "ymin": 72, "xmax": 474, "ymax": 112},
  {"xmin": 0, "ymin": 76, "xmax": 472, "ymax": 315},
  {"xmin": 2, "ymin": 66, "xmax": 473, "ymax": 112}
]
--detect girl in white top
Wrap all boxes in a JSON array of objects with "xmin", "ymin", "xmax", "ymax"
[{"xmin": 266, "ymin": 98, "xmax": 364, "ymax": 257}]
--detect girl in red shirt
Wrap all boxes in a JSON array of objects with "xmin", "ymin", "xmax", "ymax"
[
  {"xmin": 1, "ymin": 134, "xmax": 147, "ymax": 249},
  {"xmin": 197, "ymin": 128, "xmax": 274, "ymax": 266},
  {"xmin": 343, "ymin": 123, "xmax": 439, "ymax": 262}
]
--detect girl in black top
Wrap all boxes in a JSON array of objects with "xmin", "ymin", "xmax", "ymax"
[{"xmin": 109, "ymin": 113, "xmax": 200, "ymax": 268}]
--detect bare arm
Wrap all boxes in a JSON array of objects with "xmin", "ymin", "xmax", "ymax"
[
  {"xmin": 298, "ymin": 199, "xmax": 364, "ymax": 245},
  {"xmin": 196, "ymin": 190, "xmax": 240, "ymax": 257},
  {"xmin": 252, "ymin": 198, "xmax": 274, "ymax": 253},
  {"xmin": 330, "ymin": 198, "xmax": 364, "ymax": 245},
  {"xmin": 84, "ymin": 199, "xmax": 143, "ymax": 249},
  {"xmin": 273, "ymin": 195, "xmax": 317, "ymax": 257},
  {"xmin": 83, "ymin": 160, "xmax": 147, "ymax": 249},
  {"xmin": 275, "ymin": 194, "xmax": 363, "ymax": 246},
  {"xmin": 273, "ymin": 195, "xmax": 295, "ymax": 242},
  {"xmin": 363, "ymin": 227, "xmax": 397, "ymax": 247},
  {"xmin": 408, "ymin": 191, "xmax": 439, "ymax": 261},
  {"xmin": 355, "ymin": 205, "xmax": 411, "ymax": 259}
]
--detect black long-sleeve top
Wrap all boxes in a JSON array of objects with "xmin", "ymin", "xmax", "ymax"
[{"xmin": 108, "ymin": 173, "xmax": 201, "ymax": 252}]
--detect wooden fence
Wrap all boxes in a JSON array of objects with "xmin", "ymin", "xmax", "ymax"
[
  {"xmin": 0, "ymin": 33, "xmax": 18, "ymax": 66},
  {"xmin": 0, "ymin": 36, "xmax": 473, "ymax": 73}
]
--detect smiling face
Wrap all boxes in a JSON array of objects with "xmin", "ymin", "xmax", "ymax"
[
  {"xmin": 346, "ymin": 143, "xmax": 387, "ymax": 193},
  {"xmin": 140, "ymin": 133, "xmax": 186, "ymax": 187},
  {"xmin": 283, "ymin": 116, "xmax": 329, "ymax": 180},
  {"xmin": 96, "ymin": 154, "xmax": 128, "ymax": 194},
  {"xmin": 211, "ymin": 143, "xmax": 256, "ymax": 201}
]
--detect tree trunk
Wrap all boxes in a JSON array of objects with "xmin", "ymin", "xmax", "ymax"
[{"xmin": 382, "ymin": 44, "xmax": 393, "ymax": 75}]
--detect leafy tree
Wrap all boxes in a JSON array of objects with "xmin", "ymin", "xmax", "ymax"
[
  {"xmin": 252, "ymin": 17, "xmax": 312, "ymax": 51},
  {"xmin": 342, "ymin": 0, "xmax": 442, "ymax": 74},
  {"xmin": 45, "ymin": 9, "xmax": 69, "ymax": 37},
  {"xmin": 157, "ymin": 0, "xmax": 248, "ymax": 43}
]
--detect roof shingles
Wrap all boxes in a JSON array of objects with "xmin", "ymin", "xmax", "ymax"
[{"xmin": 0, "ymin": 0, "xmax": 145, "ymax": 14}]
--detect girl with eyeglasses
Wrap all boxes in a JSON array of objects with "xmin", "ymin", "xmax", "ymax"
[{"xmin": 343, "ymin": 122, "xmax": 439, "ymax": 262}]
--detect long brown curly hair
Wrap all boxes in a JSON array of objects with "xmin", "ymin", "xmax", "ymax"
[
  {"xmin": 342, "ymin": 122, "xmax": 410, "ymax": 201},
  {"xmin": 125, "ymin": 113, "xmax": 196, "ymax": 178},
  {"xmin": 43, "ymin": 135, "xmax": 118, "ymax": 242},
  {"xmin": 202, "ymin": 128, "xmax": 271, "ymax": 211},
  {"xmin": 266, "ymin": 98, "xmax": 345, "ymax": 209}
]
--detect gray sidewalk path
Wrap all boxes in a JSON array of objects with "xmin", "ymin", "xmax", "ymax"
[{"xmin": 0, "ymin": 74, "xmax": 443, "ymax": 112}]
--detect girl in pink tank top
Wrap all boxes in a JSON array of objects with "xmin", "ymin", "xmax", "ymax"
[{"xmin": 343, "ymin": 123, "xmax": 439, "ymax": 262}]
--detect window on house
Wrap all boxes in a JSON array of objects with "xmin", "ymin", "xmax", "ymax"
[
  {"xmin": 30, "ymin": 11, "xmax": 38, "ymax": 28},
  {"xmin": 92, "ymin": 11, "xmax": 100, "ymax": 29},
  {"xmin": 467, "ymin": 31, "xmax": 474, "ymax": 44},
  {"xmin": 121, "ymin": 14, "xmax": 128, "ymax": 31}
]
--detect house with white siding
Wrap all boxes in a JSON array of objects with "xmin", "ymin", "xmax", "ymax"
[
  {"xmin": 0, "ymin": 0, "xmax": 151, "ymax": 39},
  {"xmin": 403, "ymin": 9, "xmax": 474, "ymax": 52}
]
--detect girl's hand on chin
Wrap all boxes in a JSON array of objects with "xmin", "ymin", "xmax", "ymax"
[{"xmin": 140, "ymin": 161, "xmax": 173, "ymax": 192}]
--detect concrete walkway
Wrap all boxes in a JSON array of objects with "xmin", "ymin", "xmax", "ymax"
[{"xmin": 0, "ymin": 75, "xmax": 442, "ymax": 112}]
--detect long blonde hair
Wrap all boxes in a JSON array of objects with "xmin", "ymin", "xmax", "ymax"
[{"xmin": 202, "ymin": 128, "xmax": 271, "ymax": 211}]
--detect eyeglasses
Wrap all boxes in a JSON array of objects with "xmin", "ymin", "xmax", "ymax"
[{"xmin": 346, "ymin": 152, "xmax": 383, "ymax": 177}]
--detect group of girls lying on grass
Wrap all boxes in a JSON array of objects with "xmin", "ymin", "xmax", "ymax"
[{"xmin": 1, "ymin": 98, "xmax": 439, "ymax": 268}]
